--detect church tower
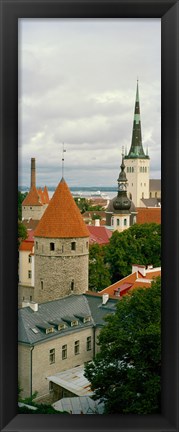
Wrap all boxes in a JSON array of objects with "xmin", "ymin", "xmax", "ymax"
[
  {"xmin": 34, "ymin": 177, "xmax": 89, "ymax": 303},
  {"xmin": 124, "ymin": 81, "xmax": 150, "ymax": 207},
  {"xmin": 111, "ymin": 154, "xmax": 132, "ymax": 232}
]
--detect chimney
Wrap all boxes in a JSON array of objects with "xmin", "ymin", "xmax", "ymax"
[
  {"xmin": 102, "ymin": 294, "xmax": 109, "ymax": 305},
  {"xmin": 22, "ymin": 300, "xmax": 38, "ymax": 312},
  {"xmin": 31, "ymin": 158, "xmax": 36, "ymax": 188}
]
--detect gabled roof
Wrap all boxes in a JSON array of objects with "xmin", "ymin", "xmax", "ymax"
[
  {"xmin": 98, "ymin": 266, "xmax": 161, "ymax": 299},
  {"xmin": 22, "ymin": 185, "xmax": 50, "ymax": 207},
  {"xmin": 140, "ymin": 198, "xmax": 161, "ymax": 208},
  {"xmin": 18, "ymin": 294, "xmax": 118, "ymax": 344},
  {"xmin": 136, "ymin": 207, "xmax": 161, "ymax": 224},
  {"xmin": 34, "ymin": 178, "xmax": 89, "ymax": 238},
  {"xmin": 87, "ymin": 226, "xmax": 112, "ymax": 245}
]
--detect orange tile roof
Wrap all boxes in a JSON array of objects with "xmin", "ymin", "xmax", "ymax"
[
  {"xmin": 19, "ymin": 241, "xmax": 34, "ymax": 252},
  {"xmin": 136, "ymin": 207, "xmax": 161, "ymax": 224},
  {"xmin": 22, "ymin": 185, "xmax": 50, "ymax": 206},
  {"xmin": 99, "ymin": 268, "xmax": 161, "ymax": 298},
  {"xmin": 34, "ymin": 178, "xmax": 89, "ymax": 238}
]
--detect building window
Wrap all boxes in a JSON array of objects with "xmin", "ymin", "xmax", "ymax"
[
  {"xmin": 111, "ymin": 218, "xmax": 114, "ymax": 225},
  {"xmin": 50, "ymin": 242, "xmax": 55, "ymax": 251},
  {"xmin": 132, "ymin": 167, "xmax": 134, "ymax": 172},
  {"xmin": 49, "ymin": 348, "xmax": 55, "ymax": 364},
  {"xmin": 71, "ymin": 241, "xmax": 76, "ymax": 251},
  {"xmin": 62, "ymin": 245, "xmax": 64, "ymax": 253},
  {"xmin": 86, "ymin": 336, "xmax": 92, "ymax": 351},
  {"xmin": 144, "ymin": 183, "xmax": 146, "ymax": 186},
  {"xmin": 129, "ymin": 193, "xmax": 132, "ymax": 200},
  {"xmin": 127, "ymin": 167, "xmax": 129, "ymax": 173},
  {"xmin": 36, "ymin": 241, "xmax": 38, "ymax": 250},
  {"xmin": 28, "ymin": 270, "xmax": 32, "ymax": 279},
  {"xmin": 124, "ymin": 219, "xmax": 127, "ymax": 226},
  {"xmin": 86, "ymin": 241, "xmax": 88, "ymax": 249},
  {"xmin": 41, "ymin": 280, "xmax": 44, "ymax": 290},
  {"xmin": 140, "ymin": 167, "xmax": 142, "ymax": 172},
  {"xmin": 155, "ymin": 192, "xmax": 157, "ymax": 198},
  {"xmin": 71, "ymin": 280, "xmax": 74, "ymax": 291},
  {"xmin": 150, "ymin": 192, "xmax": 152, "ymax": 198},
  {"xmin": 62, "ymin": 344, "xmax": 67, "ymax": 360},
  {"xmin": 145, "ymin": 167, "xmax": 147, "ymax": 172},
  {"xmin": 142, "ymin": 192, "xmax": 144, "ymax": 198},
  {"xmin": 117, "ymin": 219, "xmax": 120, "ymax": 226},
  {"xmin": 30, "ymin": 296, "xmax": 32, "ymax": 301},
  {"xmin": 28, "ymin": 255, "xmax": 32, "ymax": 263},
  {"xmin": 132, "ymin": 183, "xmax": 133, "ymax": 187},
  {"xmin": 74, "ymin": 340, "xmax": 80, "ymax": 355}
]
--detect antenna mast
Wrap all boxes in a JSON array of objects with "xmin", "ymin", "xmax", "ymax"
[{"xmin": 62, "ymin": 143, "xmax": 66, "ymax": 178}]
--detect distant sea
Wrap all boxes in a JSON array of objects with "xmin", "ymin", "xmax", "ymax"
[{"xmin": 19, "ymin": 186, "xmax": 117, "ymax": 200}]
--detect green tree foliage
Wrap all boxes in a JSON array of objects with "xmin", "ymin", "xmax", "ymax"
[
  {"xmin": 18, "ymin": 190, "xmax": 28, "ymax": 220},
  {"xmin": 84, "ymin": 277, "xmax": 161, "ymax": 414},
  {"xmin": 74, "ymin": 197, "xmax": 104, "ymax": 214},
  {"xmin": 89, "ymin": 244, "xmax": 111, "ymax": 292},
  {"xmin": 105, "ymin": 223, "xmax": 161, "ymax": 283},
  {"xmin": 18, "ymin": 404, "xmax": 66, "ymax": 414},
  {"xmin": 18, "ymin": 220, "xmax": 27, "ymax": 248}
]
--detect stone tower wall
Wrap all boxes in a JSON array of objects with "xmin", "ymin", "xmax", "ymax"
[
  {"xmin": 34, "ymin": 236, "xmax": 89, "ymax": 303},
  {"xmin": 22, "ymin": 205, "xmax": 48, "ymax": 221},
  {"xmin": 124, "ymin": 158, "xmax": 150, "ymax": 207}
]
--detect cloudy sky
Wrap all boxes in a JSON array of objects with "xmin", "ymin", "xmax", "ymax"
[{"xmin": 18, "ymin": 19, "xmax": 161, "ymax": 188}]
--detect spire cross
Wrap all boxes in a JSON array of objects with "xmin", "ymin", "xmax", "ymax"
[{"xmin": 62, "ymin": 143, "xmax": 66, "ymax": 178}]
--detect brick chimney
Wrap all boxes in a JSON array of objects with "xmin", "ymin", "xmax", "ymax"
[{"xmin": 31, "ymin": 158, "xmax": 36, "ymax": 188}]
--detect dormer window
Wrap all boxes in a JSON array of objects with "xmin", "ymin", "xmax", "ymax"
[
  {"xmin": 83, "ymin": 316, "xmax": 91, "ymax": 323},
  {"xmin": 71, "ymin": 320, "xmax": 78, "ymax": 327},
  {"xmin": 71, "ymin": 242, "xmax": 76, "ymax": 251},
  {"xmin": 50, "ymin": 242, "xmax": 55, "ymax": 251}
]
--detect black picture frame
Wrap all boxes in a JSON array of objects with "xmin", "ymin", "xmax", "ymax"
[{"xmin": 0, "ymin": 0, "xmax": 179, "ymax": 431}]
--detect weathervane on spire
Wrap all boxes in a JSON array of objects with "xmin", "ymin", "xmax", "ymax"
[
  {"xmin": 122, "ymin": 146, "xmax": 125, "ymax": 158},
  {"xmin": 62, "ymin": 143, "xmax": 66, "ymax": 178}
]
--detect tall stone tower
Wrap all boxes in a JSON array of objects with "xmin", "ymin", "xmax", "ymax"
[
  {"xmin": 124, "ymin": 81, "xmax": 150, "ymax": 207},
  {"xmin": 34, "ymin": 177, "xmax": 89, "ymax": 303}
]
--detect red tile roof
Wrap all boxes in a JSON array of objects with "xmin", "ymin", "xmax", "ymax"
[
  {"xmin": 34, "ymin": 178, "xmax": 89, "ymax": 238},
  {"xmin": 22, "ymin": 185, "xmax": 50, "ymax": 206},
  {"xmin": 136, "ymin": 207, "xmax": 161, "ymax": 224},
  {"xmin": 99, "ymin": 267, "xmax": 161, "ymax": 298},
  {"xmin": 87, "ymin": 226, "xmax": 112, "ymax": 245},
  {"xmin": 19, "ymin": 240, "xmax": 34, "ymax": 252}
]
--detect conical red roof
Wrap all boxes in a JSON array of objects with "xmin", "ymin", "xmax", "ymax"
[
  {"xmin": 34, "ymin": 178, "xmax": 89, "ymax": 238},
  {"xmin": 22, "ymin": 185, "xmax": 43, "ymax": 206}
]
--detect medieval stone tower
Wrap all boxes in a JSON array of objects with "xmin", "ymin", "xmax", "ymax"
[
  {"xmin": 124, "ymin": 81, "xmax": 150, "ymax": 207},
  {"xmin": 34, "ymin": 177, "xmax": 89, "ymax": 303}
]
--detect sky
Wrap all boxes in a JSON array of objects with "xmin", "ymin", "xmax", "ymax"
[{"xmin": 18, "ymin": 19, "xmax": 161, "ymax": 188}]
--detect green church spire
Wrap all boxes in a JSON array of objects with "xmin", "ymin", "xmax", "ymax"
[{"xmin": 125, "ymin": 81, "xmax": 149, "ymax": 159}]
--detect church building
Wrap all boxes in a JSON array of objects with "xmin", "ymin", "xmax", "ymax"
[{"xmin": 124, "ymin": 80, "xmax": 150, "ymax": 207}]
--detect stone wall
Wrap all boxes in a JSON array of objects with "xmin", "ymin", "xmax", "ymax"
[
  {"xmin": 34, "ymin": 236, "xmax": 89, "ymax": 302},
  {"xmin": 22, "ymin": 205, "xmax": 47, "ymax": 221}
]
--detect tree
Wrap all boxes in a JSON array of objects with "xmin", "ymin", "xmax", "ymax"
[
  {"xmin": 18, "ymin": 220, "xmax": 27, "ymax": 248},
  {"xmin": 18, "ymin": 190, "xmax": 28, "ymax": 220},
  {"xmin": 84, "ymin": 277, "xmax": 161, "ymax": 414},
  {"xmin": 105, "ymin": 223, "xmax": 161, "ymax": 283},
  {"xmin": 89, "ymin": 244, "xmax": 111, "ymax": 291},
  {"xmin": 74, "ymin": 197, "xmax": 104, "ymax": 214}
]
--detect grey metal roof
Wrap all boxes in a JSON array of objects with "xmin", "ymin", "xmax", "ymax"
[
  {"xmin": 149, "ymin": 179, "xmax": 161, "ymax": 191},
  {"xmin": 141, "ymin": 198, "xmax": 161, "ymax": 207},
  {"xmin": 18, "ymin": 294, "xmax": 118, "ymax": 345}
]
